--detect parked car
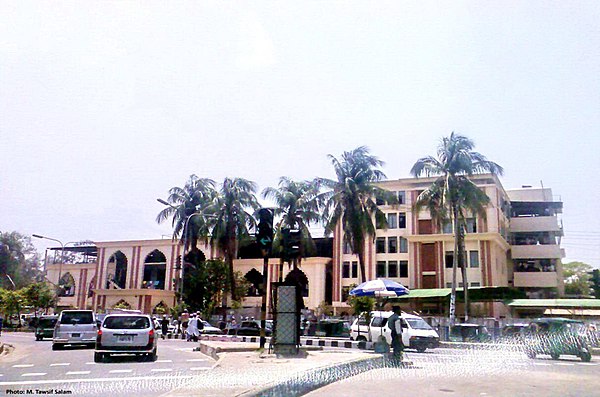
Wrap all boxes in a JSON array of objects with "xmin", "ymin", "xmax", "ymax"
[
  {"xmin": 449, "ymin": 323, "xmax": 492, "ymax": 343},
  {"xmin": 53, "ymin": 310, "xmax": 97, "ymax": 350},
  {"xmin": 200, "ymin": 320, "xmax": 223, "ymax": 335},
  {"xmin": 228, "ymin": 320, "xmax": 272, "ymax": 336},
  {"xmin": 524, "ymin": 318, "xmax": 592, "ymax": 362},
  {"xmin": 500, "ymin": 323, "xmax": 528, "ymax": 342},
  {"xmin": 313, "ymin": 319, "xmax": 350, "ymax": 338},
  {"xmin": 35, "ymin": 315, "xmax": 58, "ymax": 341},
  {"xmin": 95, "ymin": 313, "xmax": 157, "ymax": 362},
  {"xmin": 350, "ymin": 311, "xmax": 439, "ymax": 353}
]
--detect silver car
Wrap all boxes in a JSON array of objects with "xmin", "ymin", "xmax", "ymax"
[
  {"xmin": 53, "ymin": 310, "xmax": 97, "ymax": 350},
  {"xmin": 95, "ymin": 314, "xmax": 157, "ymax": 362}
]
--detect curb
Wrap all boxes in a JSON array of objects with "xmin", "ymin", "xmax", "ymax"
[
  {"xmin": 200, "ymin": 334, "xmax": 374, "ymax": 350},
  {"xmin": 239, "ymin": 355, "xmax": 411, "ymax": 397}
]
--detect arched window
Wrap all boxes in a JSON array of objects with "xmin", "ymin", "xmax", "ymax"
[
  {"xmin": 106, "ymin": 251, "xmax": 128, "ymax": 289},
  {"xmin": 112, "ymin": 299, "xmax": 132, "ymax": 310},
  {"xmin": 58, "ymin": 272, "xmax": 76, "ymax": 297},
  {"xmin": 244, "ymin": 269, "xmax": 263, "ymax": 296},
  {"xmin": 142, "ymin": 249, "xmax": 167, "ymax": 290},
  {"xmin": 284, "ymin": 268, "xmax": 309, "ymax": 297},
  {"xmin": 153, "ymin": 301, "xmax": 169, "ymax": 315},
  {"xmin": 88, "ymin": 276, "xmax": 96, "ymax": 298}
]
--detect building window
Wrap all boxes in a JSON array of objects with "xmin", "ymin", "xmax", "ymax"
[
  {"xmin": 399, "ymin": 237, "xmax": 408, "ymax": 253},
  {"xmin": 445, "ymin": 251, "xmax": 454, "ymax": 268},
  {"xmin": 388, "ymin": 261, "xmax": 398, "ymax": 278},
  {"xmin": 343, "ymin": 242, "xmax": 351, "ymax": 255},
  {"xmin": 351, "ymin": 261, "xmax": 358, "ymax": 278},
  {"xmin": 387, "ymin": 213, "xmax": 397, "ymax": 229},
  {"xmin": 466, "ymin": 218, "xmax": 477, "ymax": 233},
  {"xmin": 399, "ymin": 260, "xmax": 408, "ymax": 277},
  {"xmin": 469, "ymin": 251, "xmax": 480, "ymax": 268},
  {"xmin": 342, "ymin": 261, "xmax": 350, "ymax": 278},
  {"xmin": 376, "ymin": 237, "xmax": 386, "ymax": 254},
  {"xmin": 398, "ymin": 191, "xmax": 406, "ymax": 205},
  {"xmin": 388, "ymin": 237, "xmax": 397, "ymax": 253},
  {"xmin": 471, "ymin": 282, "xmax": 481, "ymax": 287},
  {"xmin": 442, "ymin": 221, "xmax": 453, "ymax": 234},
  {"xmin": 446, "ymin": 282, "xmax": 452, "ymax": 288},
  {"xmin": 399, "ymin": 213, "xmax": 406, "ymax": 228},
  {"xmin": 376, "ymin": 261, "xmax": 386, "ymax": 277}
]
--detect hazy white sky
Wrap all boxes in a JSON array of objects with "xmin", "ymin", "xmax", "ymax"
[{"xmin": 1, "ymin": 2, "xmax": 599, "ymax": 267}]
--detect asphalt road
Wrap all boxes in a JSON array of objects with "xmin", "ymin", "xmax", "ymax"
[{"xmin": 0, "ymin": 332, "xmax": 215, "ymax": 397}]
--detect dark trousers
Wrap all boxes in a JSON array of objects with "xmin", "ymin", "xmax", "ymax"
[{"xmin": 391, "ymin": 331, "xmax": 403, "ymax": 359}]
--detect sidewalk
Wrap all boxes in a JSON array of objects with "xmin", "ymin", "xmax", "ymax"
[{"xmin": 162, "ymin": 341, "xmax": 384, "ymax": 397}]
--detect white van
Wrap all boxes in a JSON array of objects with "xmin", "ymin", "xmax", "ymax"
[
  {"xmin": 350, "ymin": 311, "xmax": 439, "ymax": 352},
  {"xmin": 52, "ymin": 310, "xmax": 97, "ymax": 350}
]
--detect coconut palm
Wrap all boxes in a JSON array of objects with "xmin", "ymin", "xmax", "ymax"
[
  {"xmin": 411, "ymin": 132, "xmax": 503, "ymax": 323},
  {"xmin": 207, "ymin": 177, "xmax": 260, "ymax": 301},
  {"xmin": 262, "ymin": 177, "xmax": 321, "ymax": 272},
  {"xmin": 156, "ymin": 175, "xmax": 216, "ymax": 251},
  {"xmin": 318, "ymin": 146, "xmax": 395, "ymax": 283}
]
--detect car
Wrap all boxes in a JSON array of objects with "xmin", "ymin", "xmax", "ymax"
[
  {"xmin": 524, "ymin": 318, "xmax": 592, "ymax": 362},
  {"xmin": 449, "ymin": 323, "xmax": 492, "ymax": 343},
  {"xmin": 35, "ymin": 315, "xmax": 58, "ymax": 341},
  {"xmin": 52, "ymin": 310, "xmax": 97, "ymax": 350},
  {"xmin": 200, "ymin": 320, "xmax": 223, "ymax": 335},
  {"xmin": 94, "ymin": 313, "xmax": 157, "ymax": 362},
  {"xmin": 500, "ymin": 323, "xmax": 528, "ymax": 342},
  {"xmin": 228, "ymin": 320, "xmax": 273, "ymax": 336},
  {"xmin": 350, "ymin": 311, "xmax": 440, "ymax": 353}
]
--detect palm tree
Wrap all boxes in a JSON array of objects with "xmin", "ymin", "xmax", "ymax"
[
  {"xmin": 318, "ymin": 146, "xmax": 395, "ymax": 283},
  {"xmin": 156, "ymin": 175, "xmax": 216, "ymax": 251},
  {"xmin": 207, "ymin": 177, "xmax": 260, "ymax": 301},
  {"xmin": 411, "ymin": 133, "xmax": 503, "ymax": 323},
  {"xmin": 262, "ymin": 177, "xmax": 321, "ymax": 273}
]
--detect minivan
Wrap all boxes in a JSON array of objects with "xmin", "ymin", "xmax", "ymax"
[
  {"xmin": 35, "ymin": 315, "xmax": 58, "ymax": 341},
  {"xmin": 350, "ymin": 311, "xmax": 439, "ymax": 352},
  {"xmin": 53, "ymin": 310, "xmax": 97, "ymax": 350}
]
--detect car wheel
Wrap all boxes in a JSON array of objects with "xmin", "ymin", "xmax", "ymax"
[
  {"xmin": 550, "ymin": 353, "xmax": 560, "ymax": 360},
  {"xmin": 580, "ymin": 350, "xmax": 592, "ymax": 362},
  {"xmin": 35, "ymin": 336, "xmax": 41, "ymax": 341},
  {"xmin": 52, "ymin": 343, "xmax": 63, "ymax": 351},
  {"xmin": 94, "ymin": 352, "xmax": 103, "ymax": 363},
  {"xmin": 150, "ymin": 349, "xmax": 157, "ymax": 362}
]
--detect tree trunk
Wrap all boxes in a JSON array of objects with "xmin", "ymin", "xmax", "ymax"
[
  {"xmin": 357, "ymin": 243, "xmax": 367, "ymax": 283},
  {"xmin": 449, "ymin": 205, "xmax": 460, "ymax": 326},
  {"xmin": 458, "ymin": 224, "xmax": 469, "ymax": 321}
]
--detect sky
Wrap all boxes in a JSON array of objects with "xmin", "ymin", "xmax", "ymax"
[{"xmin": 1, "ymin": 1, "xmax": 599, "ymax": 268}]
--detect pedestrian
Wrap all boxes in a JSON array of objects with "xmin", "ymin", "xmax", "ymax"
[
  {"xmin": 186, "ymin": 314, "xmax": 199, "ymax": 342},
  {"xmin": 160, "ymin": 315, "xmax": 169, "ymax": 340},
  {"xmin": 387, "ymin": 306, "xmax": 404, "ymax": 362},
  {"xmin": 181, "ymin": 309, "xmax": 189, "ymax": 337}
]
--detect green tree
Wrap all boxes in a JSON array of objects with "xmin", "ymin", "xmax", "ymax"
[
  {"xmin": 562, "ymin": 261, "xmax": 594, "ymax": 296},
  {"xmin": 0, "ymin": 231, "xmax": 42, "ymax": 289},
  {"xmin": 411, "ymin": 133, "xmax": 503, "ymax": 323},
  {"xmin": 22, "ymin": 282, "xmax": 57, "ymax": 315},
  {"xmin": 207, "ymin": 178, "xmax": 260, "ymax": 301},
  {"xmin": 262, "ymin": 177, "xmax": 321, "ymax": 270},
  {"xmin": 0, "ymin": 288, "xmax": 25, "ymax": 327},
  {"xmin": 319, "ymin": 146, "xmax": 395, "ymax": 283}
]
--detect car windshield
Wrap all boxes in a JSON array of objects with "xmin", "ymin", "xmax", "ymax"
[
  {"xmin": 61, "ymin": 312, "xmax": 93, "ymax": 325},
  {"xmin": 103, "ymin": 316, "xmax": 150, "ymax": 329},
  {"xmin": 406, "ymin": 318, "xmax": 433, "ymax": 330}
]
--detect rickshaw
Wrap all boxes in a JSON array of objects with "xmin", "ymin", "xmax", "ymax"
[{"xmin": 524, "ymin": 318, "xmax": 592, "ymax": 362}]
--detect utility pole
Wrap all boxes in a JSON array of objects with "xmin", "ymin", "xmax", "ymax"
[{"xmin": 257, "ymin": 208, "xmax": 274, "ymax": 349}]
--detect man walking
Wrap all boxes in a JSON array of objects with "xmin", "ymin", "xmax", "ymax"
[{"xmin": 387, "ymin": 306, "xmax": 404, "ymax": 361}]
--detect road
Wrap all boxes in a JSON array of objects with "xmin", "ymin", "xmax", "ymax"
[
  {"xmin": 306, "ymin": 346, "xmax": 600, "ymax": 397},
  {"xmin": 0, "ymin": 332, "xmax": 214, "ymax": 397}
]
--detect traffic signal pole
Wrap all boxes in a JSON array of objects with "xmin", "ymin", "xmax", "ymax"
[
  {"xmin": 257, "ymin": 208, "xmax": 274, "ymax": 350},
  {"xmin": 260, "ymin": 255, "xmax": 269, "ymax": 349}
]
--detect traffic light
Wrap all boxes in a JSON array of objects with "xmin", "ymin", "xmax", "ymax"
[
  {"xmin": 588, "ymin": 269, "xmax": 600, "ymax": 298},
  {"xmin": 257, "ymin": 208, "xmax": 274, "ymax": 256},
  {"xmin": 282, "ymin": 228, "xmax": 302, "ymax": 261}
]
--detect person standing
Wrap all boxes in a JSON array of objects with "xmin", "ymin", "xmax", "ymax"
[
  {"xmin": 160, "ymin": 315, "xmax": 170, "ymax": 340},
  {"xmin": 180, "ymin": 309, "xmax": 189, "ymax": 337},
  {"xmin": 387, "ymin": 306, "xmax": 404, "ymax": 361}
]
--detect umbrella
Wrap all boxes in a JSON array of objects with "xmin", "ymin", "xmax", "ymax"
[{"xmin": 350, "ymin": 279, "xmax": 409, "ymax": 297}]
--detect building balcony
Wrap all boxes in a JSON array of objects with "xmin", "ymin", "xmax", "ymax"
[
  {"xmin": 511, "ymin": 244, "xmax": 564, "ymax": 259},
  {"xmin": 510, "ymin": 216, "xmax": 562, "ymax": 233},
  {"xmin": 513, "ymin": 272, "xmax": 559, "ymax": 288}
]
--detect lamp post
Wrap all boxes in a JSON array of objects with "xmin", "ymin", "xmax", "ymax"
[
  {"xmin": 33, "ymin": 234, "xmax": 65, "ymax": 287},
  {"xmin": 157, "ymin": 199, "xmax": 203, "ymax": 304}
]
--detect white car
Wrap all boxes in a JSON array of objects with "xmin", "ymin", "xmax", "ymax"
[
  {"xmin": 95, "ymin": 313, "xmax": 157, "ymax": 362},
  {"xmin": 350, "ymin": 311, "xmax": 440, "ymax": 352},
  {"xmin": 200, "ymin": 320, "xmax": 223, "ymax": 335},
  {"xmin": 53, "ymin": 310, "xmax": 97, "ymax": 350}
]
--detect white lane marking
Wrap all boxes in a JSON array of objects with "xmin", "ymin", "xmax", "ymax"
[
  {"xmin": 155, "ymin": 359, "xmax": 172, "ymax": 363},
  {"xmin": 13, "ymin": 364, "xmax": 34, "ymax": 368},
  {"xmin": 190, "ymin": 367, "xmax": 210, "ymax": 371},
  {"xmin": 109, "ymin": 370, "xmax": 133, "ymax": 374},
  {"xmin": 578, "ymin": 363, "xmax": 597, "ymax": 366},
  {"xmin": 150, "ymin": 368, "xmax": 172, "ymax": 372},
  {"xmin": 532, "ymin": 362, "xmax": 552, "ymax": 366},
  {"xmin": 66, "ymin": 371, "xmax": 91, "ymax": 375},
  {"xmin": 85, "ymin": 362, "xmax": 96, "ymax": 365},
  {"xmin": 555, "ymin": 363, "xmax": 575, "ymax": 366},
  {"xmin": 186, "ymin": 358, "xmax": 207, "ymax": 362},
  {"xmin": 21, "ymin": 373, "xmax": 47, "ymax": 377},
  {"xmin": 0, "ymin": 374, "xmax": 194, "ymax": 386},
  {"xmin": 50, "ymin": 363, "xmax": 71, "ymax": 367}
]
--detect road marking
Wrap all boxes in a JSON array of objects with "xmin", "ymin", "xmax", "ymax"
[
  {"xmin": 21, "ymin": 373, "xmax": 46, "ymax": 377},
  {"xmin": 186, "ymin": 358, "xmax": 207, "ymax": 362},
  {"xmin": 85, "ymin": 362, "xmax": 96, "ymax": 365},
  {"xmin": 13, "ymin": 364, "xmax": 34, "ymax": 368},
  {"xmin": 150, "ymin": 368, "xmax": 172, "ymax": 372},
  {"xmin": 578, "ymin": 363, "xmax": 597, "ymax": 366},
  {"xmin": 0, "ymin": 374, "xmax": 194, "ymax": 386},
  {"xmin": 190, "ymin": 367, "xmax": 210, "ymax": 371},
  {"xmin": 109, "ymin": 370, "xmax": 133, "ymax": 374},
  {"xmin": 66, "ymin": 371, "xmax": 91, "ymax": 375},
  {"xmin": 156, "ymin": 359, "xmax": 172, "ymax": 363},
  {"xmin": 555, "ymin": 363, "xmax": 575, "ymax": 366},
  {"xmin": 532, "ymin": 362, "xmax": 552, "ymax": 366},
  {"xmin": 50, "ymin": 363, "xmax": 71, "ymax": 367}
]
